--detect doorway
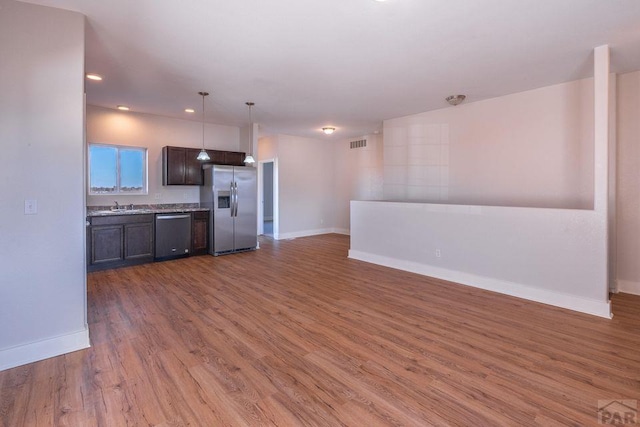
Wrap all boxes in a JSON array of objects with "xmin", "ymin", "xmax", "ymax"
[{"xmin": 258, "ymin": 159, "xmax": 278, "ymax": 238}]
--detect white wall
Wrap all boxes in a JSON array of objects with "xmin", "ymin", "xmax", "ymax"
[
  {"xmin": 350, "ymin": 47, "xmax": 612, "ymax": 318},
  {"xmin": 258, "ymin": 134, "xmax": 336, "ymax": 239},
  {"xmin": 333, "ymin": 134, "xmax": 384, "ymax": 232},
  {"xmin": 258, "ymin": 134, "xmax": 279, "ymax": 160},
  {"xmin": 350, "ymin": 201, "xmax": 610, "ymax": 317},
  {"xmin": 239, "ymin": 123, "xmax": 259, "ymax": 167},
  {"xmin": 86, "ymin": 105, "xmax": 240, "ymax": 206},
  {"xmin": 275, "ymin": 134, "xmax": 335, "ymax": 238},
  {"xmin": 384, "ymin": 78, "xmax": 594, "ymax": 209},
  {"xmin": 0, "ymin": 1, "xmax": 89, "ymax": 370},
  {"xmin": 616, "ymin": 70, "xmax": 640, "ymax": 295},
  {"xmin": 257, "ymin": 132, "xmax": 383, "ymax": 238}
]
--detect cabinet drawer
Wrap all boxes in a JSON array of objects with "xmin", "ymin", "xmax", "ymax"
[
  {"xmin": 90, "ymin": 214, "xmax": 154, "ymax": 226},
  {"xmin": 192, "ymin": 210, "xmax": 210, "ymax": 220}
]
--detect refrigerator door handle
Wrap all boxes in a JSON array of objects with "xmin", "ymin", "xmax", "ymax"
[
  {"xmin": 231, "ymin": 181, "xmax": 236, "ymax": 217},
  {"xmin": 233, "ymin": 182, "xmax": 239, "ymax": 217},
  {"xmin": 229, "ymin": 182, "xmax": 235, "ymax": 217}
]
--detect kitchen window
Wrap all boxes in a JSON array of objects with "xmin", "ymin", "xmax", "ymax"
[{"xmin": 88, "ymin": 143, "xmax": 148, "ymax": 195}]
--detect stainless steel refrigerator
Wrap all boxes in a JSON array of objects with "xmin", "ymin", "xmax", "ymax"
[{"xmin": 200, "ymin": 164, "xmax": 257, "ymax": 255}]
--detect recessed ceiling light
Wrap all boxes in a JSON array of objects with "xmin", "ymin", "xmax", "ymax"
[
  {"xmin": 86, "ymin": 73, "xmax": 103, "ymax": 81},
  {"xmin": 185, "ymin": 108, "xmax": 195, "ymax": 113},
  {"xmin": 117, "ymin": 105, "xmax": 130, "ymax": 111},
  {"xmin": 322, "ymin": 127, "xmax": 336, "ymax": 135}
]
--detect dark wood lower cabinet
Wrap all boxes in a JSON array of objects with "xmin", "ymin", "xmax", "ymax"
[
  {"xmin": 91, "ymin": 225, "xmax": 123, "ymax": 264},
  {"xmin": 88, "ymin": 214, "xmax": 154, "ymax": 272},
  {"xmin": 124, "ymin": 222, "xmax": 154, "ymax": 260},
  {"xmin": 191, "ymin": 210, "xmax": 209, "ymax": 256},
  {"xmin": 88, "ymin": 211, "xmax": 210, "ymax": 271}
]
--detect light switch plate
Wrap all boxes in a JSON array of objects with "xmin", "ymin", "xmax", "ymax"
[{"xmin": 24, "ymin": 199, "xmax": 37, "ymax": 215}]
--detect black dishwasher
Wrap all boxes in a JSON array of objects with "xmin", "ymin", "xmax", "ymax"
[{"xmin": 155, "ymin": 213, "xmax": 191, "ymax": 260}]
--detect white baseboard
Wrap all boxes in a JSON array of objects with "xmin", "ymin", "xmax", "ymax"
[
  {"xmin": 277, "ymin": 228, "xmax": 345, "ymax": 240},
  {"xmin": 331, "ymin": 228, "xmax": 350, "ymax": 236},
  {"xmin": 0, "ymin": 327, "xmax": 90, "ymax": 371},
  {"xmin": 618, "ymin": 280, "xmax": 640, "ymax": 296},
  {"xmin": 348, "ymin": 250, "xmax": 612, "ymax": 319}
]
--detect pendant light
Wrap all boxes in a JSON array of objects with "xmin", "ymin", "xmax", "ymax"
[
  {"xmin": 196, "ymin": 91, "xmax": 211, "ymax": 161},
  {"xmin": 244, "ymin": 102, "xmax": 256, "ymax": 164}
]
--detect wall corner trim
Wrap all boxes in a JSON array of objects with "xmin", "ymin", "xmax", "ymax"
[
  {"xmin": 348, "ymin": 250, "xmax": 612, "ymax": 319},
  {"xmin": 0, "ymin": 327, "xmax": 90, "ymax": 372}
]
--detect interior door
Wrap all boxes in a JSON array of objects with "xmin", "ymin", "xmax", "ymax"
[
  {"xmin": 233, "ymin": 166, "xmax": 257, "ymax": 251},
  {"xmin": 212, "ymin": 165, "xmax": 235, "ymax": 254}
]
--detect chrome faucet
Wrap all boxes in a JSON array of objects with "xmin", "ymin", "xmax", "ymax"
[{"xmin": 114, "ymin": 201, "xmax": 120, "ymax": 209}]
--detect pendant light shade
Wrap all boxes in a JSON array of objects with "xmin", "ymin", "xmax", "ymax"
[
  {"xmin": 244, "ymin": 102, "xmax": 255, "ymax": 164},
  {"xmin": 197, "ymin": 91, "xmax": 210, "ymax": 161},
  {"xmin": 196, "ymin": 149, "xmax": 210, "ymax": 161}
]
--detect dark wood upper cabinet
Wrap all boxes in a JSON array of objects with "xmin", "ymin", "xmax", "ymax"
[
  {"xmin": 163, "ymin": 146, "xmax": 206, "ymax": 186},
  {"xmin": 163, "ymin": 146, "xmax": 245, "ymax": 185},
  {"xmin": 163, "ymin": 146, "xmax": 187, "ymax": 185},
  {"xmin": 208, "ymin": 150, "xmax": 226, "ymax": 164},
  {"xmin": 185, "ymin": 148, "xmax": 204, "ymax": 185},
  {"xmin": 224, "ymin": 151, "xmax": 245, "ymax": 166}
]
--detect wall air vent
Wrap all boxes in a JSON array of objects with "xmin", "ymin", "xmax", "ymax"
[{"xmin": 350, "ymin": 139, "xmax": 367, "ymax": 149}]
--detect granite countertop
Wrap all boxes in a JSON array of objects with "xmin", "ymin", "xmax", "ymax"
[{"xmin": 87, "ymin": 203, "xmax": 210, "ymax": 217}]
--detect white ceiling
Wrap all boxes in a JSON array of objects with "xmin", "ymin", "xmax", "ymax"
[{"xmin": 20, "ymin": 0, "xmax": 640, "ymax": 139}]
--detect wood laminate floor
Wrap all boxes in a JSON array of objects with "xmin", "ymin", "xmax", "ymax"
[{"xmin": 1, "ymin": 234, "xmax": 639, "ymax": 426}]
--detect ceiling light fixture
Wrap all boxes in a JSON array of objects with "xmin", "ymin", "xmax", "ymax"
[
  {"xmin": 446, "ymin": 95, "xmax": 466, "ymax": 106},
  {"xmin": 185, "ymin": 108, "xmax": 195, "ymax": 113},
  {"xmin": 117, "ymin": 105, "xmax": 130, "ymax": 111},
  {"xmin": 322, "ymin": 127, "xmax": 336, "ymax": 135},
  {"xmin": 86, "ymin": 73, "xmax": 103, "ymax": 81},
  {"xmin": 196, "ymin": 92, "xmax": 211, "ymax": 161},
  {"xmin": 244, "ymin": 102, "xmax": 256, "ymax": 164}
]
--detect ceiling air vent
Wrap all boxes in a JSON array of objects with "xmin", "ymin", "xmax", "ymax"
[{"xmin": 350, "ymin": 139, "xmax": 367, "ymax": 149}]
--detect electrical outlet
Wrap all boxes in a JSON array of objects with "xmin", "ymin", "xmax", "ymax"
[
  {"xmin": 435, "ymin": 249, "xmax": 441, "ymax": 258},
  {"xmin": 154, "ymin": 193, "xmax": 162, "ymax": 200}
]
